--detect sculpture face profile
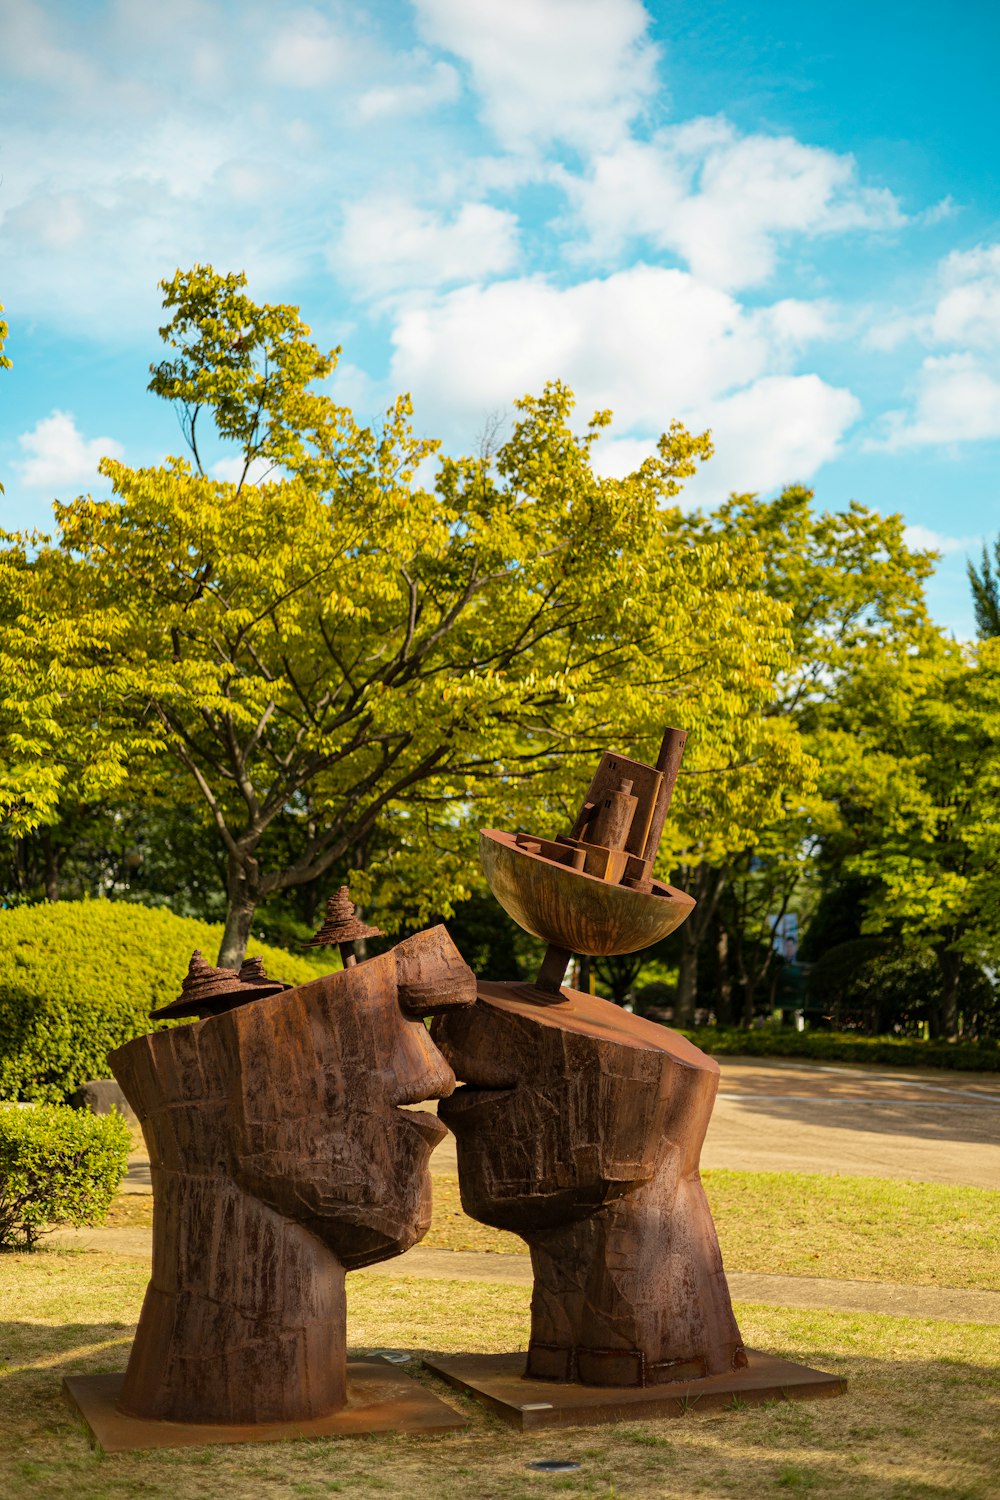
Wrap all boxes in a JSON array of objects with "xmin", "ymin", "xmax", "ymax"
[
  {"xmin": 111, "ymin": 923, "xmax": 473, "ymax": 1426},
  {"xmin": 435, "ymin": 984, "xmax": 746, "ymax": 1387},
  {"xmin": 433, "ymin": 729, "xmax": 747, "ymax": 1389}
]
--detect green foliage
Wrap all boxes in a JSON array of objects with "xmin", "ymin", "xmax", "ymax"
[
  {"xmin": 808, "ymin": 940, "xmax": 997, "ymax": 1038},
  {"xmin": 0, "ymin": 900, "xmax": 329, "ymax": 1102},
  {"xmin": 681, "ymin": 1026, "xmax": 1000, "ymax": 1071},
  {"xmin": 829, "ymin": 636, "xmax": 1000, "ymax": 1034},
  {"xmin": 967, "ymin": 536, "xmax": 1000, "ymax": 639},
  {"xmin": 0, "ymin": 1101, "xmax": 129, "ymax": 1249},
  {"xmin": 0, "ymin": 265, "xmax": 811, "ymax": 969}
]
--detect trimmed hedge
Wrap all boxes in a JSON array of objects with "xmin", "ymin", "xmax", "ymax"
[
  {"xmin": 0, "ymin": 1102, "xmax": 130, "ymax": 1249},
  {"xmin": 680, "ymin": 1026, "xmax": 1000, "ymax": 1073},
  {"xmin": 0, "ymin": 901, "xmax": 330, "ymax": 1102}
]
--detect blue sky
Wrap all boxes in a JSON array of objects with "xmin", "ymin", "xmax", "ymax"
[{"xmin": 1, "ymin": 0, "xmax": 998, "ymax": 635}]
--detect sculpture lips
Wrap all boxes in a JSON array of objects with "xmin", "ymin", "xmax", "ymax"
[{"xmin": 439, "ymin": 1083, "xmax": 514, "ymax": 1119}]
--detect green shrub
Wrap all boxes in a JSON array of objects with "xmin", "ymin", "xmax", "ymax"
[
  {"xmin": 679, "ymin": 1026, "xmax": 1000, "ymax": 1072},
  {"xmin": 0, "ymin": 900, "xmax": 330, "ymax": 1102},
  {"xmin": 0, "ymin": 1102, "xmax": 130, "ymax": 1249}
]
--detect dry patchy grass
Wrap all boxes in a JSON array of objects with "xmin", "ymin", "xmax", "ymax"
[{"xmin": 1, "ymin": 1252, "xmax": 997, "ymax": 1500}]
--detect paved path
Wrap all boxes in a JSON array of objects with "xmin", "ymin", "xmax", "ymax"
[
  {"xmin": 44, "ymin": 1229, "xmax": 999, "ymax": 1324},
  {"xmin": 701, "ymin": 1057, "xmax": 1000, "ymax": 1188}
]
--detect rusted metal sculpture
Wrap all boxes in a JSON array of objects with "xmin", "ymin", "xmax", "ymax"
[
  {"xmin": 427, "ymin": 728, "xmax": 845, "ymax": 1426},
  {"xmin": 64, "ymin": 916, "xmax": 472, "ymax": 1449}
]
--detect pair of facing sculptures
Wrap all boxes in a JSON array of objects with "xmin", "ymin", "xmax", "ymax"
[{"xmin": 111, "ymin": 856, "xmax": 746, "ymax": 1426}]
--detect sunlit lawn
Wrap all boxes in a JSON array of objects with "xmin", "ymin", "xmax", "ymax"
[
  {"xmin": 105, "ymin": 1169, "xmax": 1000, "ymax": 1291},
  {"xmin": 2, "ymin": 1253, "xmax": 998, "ymax": 1500}
]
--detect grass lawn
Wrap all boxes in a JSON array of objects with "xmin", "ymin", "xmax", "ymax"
[
  {"xmin": 1, "ymin": 1252, "xmax": 998, "ymax": 1500},
  {"xmin": 103, "ymin": 1170, "xmax": 999, "ymax": 1291}
]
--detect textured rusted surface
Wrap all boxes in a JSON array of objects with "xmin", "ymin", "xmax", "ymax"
[
  {"xmin": 305, "ymin": 886, "xmax": 383, "ymax": 947},
  {"xmin": 237, "ymin": 955, "xmax": 288, "ymax": 995},
  {"xmin": 435, "ymin": 980, "xmax": 745, "ymax": 1389},
  {"xmin": 110, "ymin": 926, "xmax": 473, "ymax": 1427},
  {"xmin": 423, "ymin": 1349, "xmax": 846, "ymax": 1430},
  {"xmin": 64, "ymin": 1362, "xmax": 465, "ymax": 1451},
  {"xmin": 150, "ymin": 950, "xmax": 264, "ymax": 1021},
  {"xmin": 480, "ymin": 830, "xmax": 695, "ymax": 957},
  {"xmin": 395, "ymin": 923, "xmax": 478, "ymax": 1016}
]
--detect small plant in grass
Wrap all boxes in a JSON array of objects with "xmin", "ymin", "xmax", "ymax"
[{"xmin": 0, "ymin": 1102, "xmax": 129, "ymax": 1249}]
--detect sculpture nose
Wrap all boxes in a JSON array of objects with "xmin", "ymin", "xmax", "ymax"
[
  {"xmin": 393, "ymin": 1019, "xmax": 459, "ymax": 1105},
  {"xmin": 393, "ymin": 926, "xmax": 476, "ymax": 1018}
]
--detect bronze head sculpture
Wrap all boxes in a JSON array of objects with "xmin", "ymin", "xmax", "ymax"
[
  {"xmin": 110, "ymin": 922, "xmax": 473, "ymax": 1426},
  {"xmin": 432, "ymin": 728, "xmax": 747, "ymax": 1387}
]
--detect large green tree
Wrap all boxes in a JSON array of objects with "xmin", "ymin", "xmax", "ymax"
[
  {"xmin": 0, "ymin": 268, "xmax": 807, "ymax": 967},
  {"xmin": 836, "ymin": 637, "xmax": 1000, "ymax": 1038},
  {"xmin": 666, "ymin": 487, "xmax": 937, "ymax": 1024},
  {"xmin": 968, "ymin": 537, "xmax": 1000, "ymax": 639}
]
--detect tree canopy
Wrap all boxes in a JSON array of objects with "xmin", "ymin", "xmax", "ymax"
[{"xmin": 0, "ymin": 267, "xmax": 809, "ymax": 967}]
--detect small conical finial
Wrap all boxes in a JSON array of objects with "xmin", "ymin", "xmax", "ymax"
[
  {"xmin": 305, "ymin": 885, "xmax": 382, "ymax": 968},
  {"xmin": 238, "ymin": 955, "xmax": 288, "ymax": 996}
]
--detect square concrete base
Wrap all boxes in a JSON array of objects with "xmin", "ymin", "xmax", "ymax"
[
  {"xmin": 64, "ymin": 1359, "xmax": 466, "ymax": 1452},
  {"xmin": 423, "ymin": 1349, "xmax": 846, "ymax": 1430}
]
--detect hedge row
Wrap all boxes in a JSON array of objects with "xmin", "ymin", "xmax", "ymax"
[
  {"xmin": 0, "ymin": 1102, "xmax": 130, "ymax": 1249},
  {"xmin": 680, "ymin": 1026, "xmax": 1000, "ymax": 1072},
  {"xmin": 0, "ymin": 901, "xmax": 330, "ymax": 1103}
]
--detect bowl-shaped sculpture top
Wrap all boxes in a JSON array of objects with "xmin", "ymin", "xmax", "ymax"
[{"xmin": 480, "ymin": 830, "xmax": 696, "ymax": 956}]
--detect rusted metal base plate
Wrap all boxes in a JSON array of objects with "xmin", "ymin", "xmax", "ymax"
[
  {"xmin": 64, "ymin": 1359, "xmax": 466, "ymax": 1452},
  {"xmin": 423, "ymin": 1349, "xmax": 846, "ymax": 1430}
]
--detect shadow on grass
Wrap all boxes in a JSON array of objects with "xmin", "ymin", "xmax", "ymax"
[{"xmin": 1, "ymin": 1319, "xmax": 997, "ymax": 1498}]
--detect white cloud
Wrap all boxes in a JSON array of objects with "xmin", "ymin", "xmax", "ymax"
[
  {"xmin": 390, "ymin": 265, "xmax": 834, "ymax": 437},
  {"xmin": 565, "ymin": 120, "xmax": 904, "ymax": 290},
  {"xmin": 388, "ymin": 265, "xmax": 856, "ymax": 498},
  {"xmin": 264, "ymin": 8, "xmax": 355, "ymax": 88},
  {"xmin": 412, "ymin": 0, "xmax": 658, "ymax": 151},
  {"xmin": 876, "ymin": 355, "xmax": 1000, "ymax": 449},
  {"xmin": 930, "ymin": 244, "xmax": 1000, "ymax": 349},
  {"xmin": 209, "ymin": 455, "xmax": 277, "ymax": 485},
  {"xmin": 358, "ymin": 58, "xmax": 461, "ymax": 121},
  {"xmin": 332, "ymin": 197, "xmax": 520, "ymax": 297},
  {"xmin": 680, "ymin": 376, "xmax": 860, "ymax": 504},
  {"xmin": 15, "ymin": 411, "xmax": 124, "ymax": 491},
  {"xmin": 902, "ymin": 523, "xmax": 979, "ymax": 556}
]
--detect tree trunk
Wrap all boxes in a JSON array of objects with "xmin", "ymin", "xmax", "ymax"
[
  {"xmin": 675, "ymin": 929, "xmax": 699, "ymax": 1028},
  {"xmin": 217, "ymin": 850, "xmax": 261, "ymax": 970},
  {"xmin": 936, "ymin": 946, "xmax": 961, "ymax": 1042},
  {"xmin": 714, "ymin": 924, "xmax": 733, "ymax": 1027},
  {"xmin": 672, "ymin": 863, "xmax": 728, "ymax": 1028},
  {"xmin": 42, "ymin": 830, "xmax": 59, "ymax": 902}
]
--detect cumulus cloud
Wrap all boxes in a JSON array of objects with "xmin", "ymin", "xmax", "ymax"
[
  {"xmin": 15, "ymin": 411, "xmax": 124, "ymax": 491},
  {"xmin": 332, "ymin": 197, "xmax": 520, "ymax": 297},
  {"xmin": 390, "ymin": 265, "xmax": 834, "ymax": 434},
  {"xmin": 867, "ymin": 244, "xmax": 1000, "ymax": 447},
  {"xmin": 902, "ymin": 523, "xmax": 979, "ymax": 556},
  {"xmin": 388, "ymin": 265, "xmax": 857, "ymax": 498},
  {"xmin": 564, "ymin": 120, "xmax": 904, "ymax": 290},
  {"xmin": 412, "ymin": 0, "xmax": 658, "ymax": 151},
  {"xmin": 876, "ymin": 355, "xmax": 1000, "ymax": 449}
]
